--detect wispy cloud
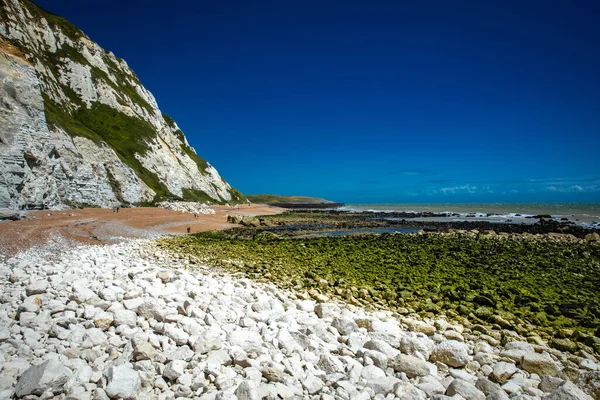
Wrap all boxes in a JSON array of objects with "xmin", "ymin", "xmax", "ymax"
[
  {"xmin": 431, "ymin": 177, "xmax": 600, "ymax": 197},
  {"xmin": 545, "ymin": 185, "xmax": 597, "ymax": 193},
  {"xmin": 440, "ymin": 185, "xmax": 478, "ymax": 195}
]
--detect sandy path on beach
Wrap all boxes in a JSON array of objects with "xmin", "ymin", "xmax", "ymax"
[{"xmin": 0, "ymin": 204, "xmax": 283, "ymax": 258}]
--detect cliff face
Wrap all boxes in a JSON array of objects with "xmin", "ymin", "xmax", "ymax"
[{"xmin": 0, "ymin": 0, "xmax": 245, "ymax": 209}]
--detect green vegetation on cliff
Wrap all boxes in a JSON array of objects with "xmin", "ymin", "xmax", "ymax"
[
  {"xmin": 180, "ymin": 143, "xmax": 209, "ymax": 172},
  {"xmin": 43, "ymin": 95, "xmax": 173, "ymax": 199},
  {"xmin": 228, "ymin": 187, "xmax": 247, "ymax": 204},
  {"xmin": 25, "ymin": 1, "xmax": 83, "ymax": 40}
]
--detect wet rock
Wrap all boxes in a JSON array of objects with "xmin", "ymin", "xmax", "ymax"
[
  {"xmin": 3, "ymin": 233, "xmax": 598, "ymax": 400},
  {"xmin": 585, "ymin": 233, "xmax": 600, "ymax": 242}
]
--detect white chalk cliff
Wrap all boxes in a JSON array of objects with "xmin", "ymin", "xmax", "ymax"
[{"xmin": 0, "ymin": 0, "xmax": 245, "ymax": 209}]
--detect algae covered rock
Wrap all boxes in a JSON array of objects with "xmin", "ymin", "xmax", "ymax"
[{"xmin": 551, "ymin": 338, "xmax": 578, "ymax": 353}]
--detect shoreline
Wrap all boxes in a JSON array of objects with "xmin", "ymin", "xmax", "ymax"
[
  {"xmin": 342, "ymin": 203, "xmax": 600, "ymax": 228},
  {"xmin": 1, "ymin": 237, "xmax": 598, "ymax": 399}
]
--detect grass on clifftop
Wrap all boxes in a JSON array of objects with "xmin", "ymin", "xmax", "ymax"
[
  {"xmin": 159, "ymin": 231, "xmax": 600, "ymax": 350},
  {"xmin": 26, "ymin": 1, "xmax": 83, "ymax": 40}
]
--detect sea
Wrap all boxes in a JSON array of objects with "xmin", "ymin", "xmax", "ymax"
[{"xmin": 340, "ymin": 202, "xmax": 600, "ymax": 228}]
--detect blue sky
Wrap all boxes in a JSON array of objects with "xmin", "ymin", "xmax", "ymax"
[{"xmin": 35, "ymin": 0, "xmax": 600, "ymax": 203}]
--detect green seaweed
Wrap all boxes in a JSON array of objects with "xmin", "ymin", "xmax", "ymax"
[{"xmin": 159, "ymin": 230, "xmax": 600, "ymax": 347}]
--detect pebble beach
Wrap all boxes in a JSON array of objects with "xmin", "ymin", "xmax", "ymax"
[{"xmin": 1, "ymin": 233, "xmax": 599, "ymax": 400}]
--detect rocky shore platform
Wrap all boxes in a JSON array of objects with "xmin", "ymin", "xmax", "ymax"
[{"xmin": 1, "ymin": 237, "xmax": 599, "ymax": 400}]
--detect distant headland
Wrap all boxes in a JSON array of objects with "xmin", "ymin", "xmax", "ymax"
[{"xmin": 246, "ymin": 194, "xmax": 344, "ymax": 209}]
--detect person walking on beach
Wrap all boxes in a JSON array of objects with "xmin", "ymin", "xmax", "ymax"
[{"xmin": 187, "ymin": 226, "xmax": 191, "ymax": 233}]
